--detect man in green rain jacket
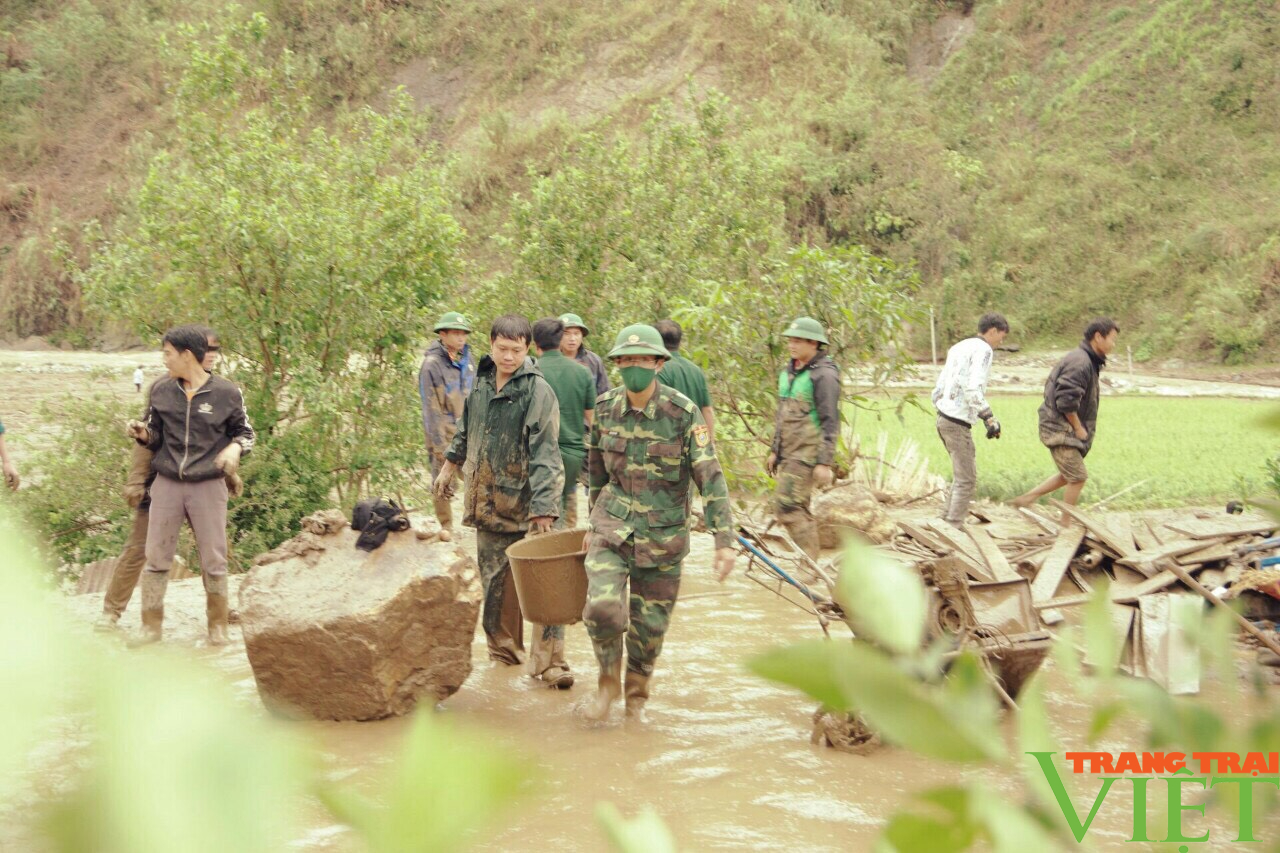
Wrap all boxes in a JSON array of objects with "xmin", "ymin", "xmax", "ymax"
[
  {"xmin": 766, "ymin": 317, "xmax": 841, "ymax": 560},
  {"xmin": 434, "ymin": 315, "xmax": 565, "ymax": 673}
]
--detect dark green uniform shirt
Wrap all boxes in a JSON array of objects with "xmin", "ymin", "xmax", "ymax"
[
  {"xmin": 587, "ymin": 385, "xmax": 734, "ymax": 567},
  {"xmin": 658, "ymin": 353, "xmax": 712, "ymax": 409},
  {"xmin": 536, "ymin": 350, "xmax": 596, "ymax": 460}
]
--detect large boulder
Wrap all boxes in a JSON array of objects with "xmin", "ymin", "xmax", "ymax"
[
  {"xmin": 813, "ymin": 482, "xmax": 897, "ymax": 547},
  {"xmin": 239, "ymin": 515, "xmax": 480, "ymax": 721}
]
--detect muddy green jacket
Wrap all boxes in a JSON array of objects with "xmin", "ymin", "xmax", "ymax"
[
  {"xmin": 446, "ymin": 356, "xmax": 564, "ymax": 533},
  {"xmin": 770, "ymin": 354, "xmax": 841, "ymax": 467},
  {"xmin": 587, "ymin": 384, "xmax": 734, "ymax": 567}
]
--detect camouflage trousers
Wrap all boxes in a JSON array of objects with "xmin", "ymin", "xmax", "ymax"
[
  {"xmin": 582, "ymin": 537, "xmax": 681, "ymax": 677},
  {"xmin": 772, "ymin": 458, "xmax": 820, "ymax": 559}
]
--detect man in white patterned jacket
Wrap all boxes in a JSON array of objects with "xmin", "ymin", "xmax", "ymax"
[{"xmin": 931, "ymin": 313, "xmax": 1009, "ymax": 528}]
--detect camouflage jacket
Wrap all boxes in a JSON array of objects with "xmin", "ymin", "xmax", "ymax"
[
  {"xmin": 587, "ymin": 384, "xmax": 734, "ymax": 567},
  {"xmin": 418, "ymin": 340, "xmax": 476, "ymax": 459},
  {"xmin": 446, "ymin": 355, "xmax": 564, "ymax": 533}
]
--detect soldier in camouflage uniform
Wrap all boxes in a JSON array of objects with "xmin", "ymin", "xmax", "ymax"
[
  {"xmin": 434, "ymin": 315, "xmax": 566, "ymax": 678},
  {"xmin": 419, "ymin": 310, "xmax": 477, "ymax": 531},
  {"xmin": 581, "ymin": 324, "xmax": 736, "ymax": 722},
  {"xmin": 766, "ymin": 317, "xmax": 841, "ymax": 560}
]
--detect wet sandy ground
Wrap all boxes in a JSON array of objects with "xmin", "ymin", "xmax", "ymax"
[{"xmin": 47, "ymin": 529, "xmax": 1280, "ymax": 851}]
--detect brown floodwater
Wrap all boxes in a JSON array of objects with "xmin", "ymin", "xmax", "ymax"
[
  {"xmin": 282, "ymin": 535, "xmax": 1280, "ymax": 851},
  {"xmin": 25, "ymin": 519, "xmax": 1280, "ymax": 851}
]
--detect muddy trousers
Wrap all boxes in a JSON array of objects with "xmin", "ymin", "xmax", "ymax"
[
  {"xmin": 772, "ymin": 459, "xmax": 820, "ymax": 559},
  {"xmin": 429, "ymin": 453, "xmax": 454, "ymax": 530},
  {"xmin": 144, "ymin": 476, "xmax": 229, "ymax": 578},
  {"xmin": 102, "ymin": 508, "xmax": 149, "ymax": 617},
  {"xmin": 582, "ymin": 538, "xmax": 681, "ymax": 678},
  {"xmin": 556, "ymin": 451, "xmax": 584, "ymax": 530},
  {"xmin": 936, "ymin": 415, "xmax": 977, "ymax": 525},
  {"xmin": 476, "ymin": 530, "xmax": 528, "ymax": 665}
]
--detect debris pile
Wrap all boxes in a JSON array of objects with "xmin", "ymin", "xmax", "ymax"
[{"xmin": 891, "ymin": 501, "xmax": 1280, "ymax": 694}]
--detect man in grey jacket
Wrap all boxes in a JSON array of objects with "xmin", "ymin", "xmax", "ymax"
[
  {"xmin": 126, "ymin": 324, "xmax": 255, "ymax": 645},
  {"xmin": 1013, "ymin": 318, "xmax": 1119, "ymax": 515}
]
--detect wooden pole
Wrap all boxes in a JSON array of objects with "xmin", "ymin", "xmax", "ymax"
[
  {"xmin": 1162, "ymin": 560, "xmax": 1280, "ymax": 659},
  {"xmin": 930, "ymin": 307, "xmax": 938, "ymax": 366}
]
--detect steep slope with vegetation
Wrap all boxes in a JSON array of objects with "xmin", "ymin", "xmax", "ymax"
[{"xmin": 2, "ymin": 0, "xmax": 1278, "ymax": 360}]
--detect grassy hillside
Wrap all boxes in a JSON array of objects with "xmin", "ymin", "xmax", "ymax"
[{"xmin": 2, "ymin": 0, "xmax": 1278, "ymax": 362}]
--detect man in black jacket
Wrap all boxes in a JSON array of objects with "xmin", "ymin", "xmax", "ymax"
[
  {"xmin": 1013, "ymin": 318, "xmax": 1119, "ymax": 515},
  {"xmin": 125, "ymin": 324, "xmax": 255, "ymax": 645}
]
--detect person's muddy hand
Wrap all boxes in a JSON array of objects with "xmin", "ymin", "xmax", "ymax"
[
  {"xmin": 3, "ymin": 462, "xmax": 18, "ymax": 492},
  {"xmin": 528, "ymin": 516, "xmax": 554, "ymax": 535},
  {"xmin": 433, "ymin": 461, "xmax": 457, "ymax": 498},
  {"xmin": 813, "ymin": 464, "xmax": 834, "ymax": 489},
  {"xmin": 125, "ymin": 419, "xmax": 150, "ymax": 444},
  {"xmin": 714, "ymin": 546, "xmax": 735, "ymax": 582},
  {"xmin": 225, "ymin": 471, "xmax": 243, "ymax": 498},
  {"xmin": 1073, "ymin": 425, "xmax": 1089, "ymax": 441},
  {"xmin": 765, "ymin": 452, "xmax": 778, "ymax": 476},
  {"xmin": 214, "ymin": 442, "xmax": 242, "ymax": 476}
]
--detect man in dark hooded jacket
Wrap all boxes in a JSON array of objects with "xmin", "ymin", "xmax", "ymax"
[{"xmin": 1013, "ymin": 318, "xmax": 1119, "ymax": 515}]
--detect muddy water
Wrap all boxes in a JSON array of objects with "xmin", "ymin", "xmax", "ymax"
[
  {"xmin": 290, "ymin": 533, "xmax": 1276, "ymax": 850},
  {"xmin": 39, "ymin": 529, "xmax": 1280, "ymax": 850},
  {"xmin": 298, "ymin": 534, "xmax": 971, "ymax": 851}
]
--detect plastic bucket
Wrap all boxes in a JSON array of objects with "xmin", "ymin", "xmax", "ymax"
[{"xmin": 506, "ymin": 528, "xmax": 589, "ymax": 625}]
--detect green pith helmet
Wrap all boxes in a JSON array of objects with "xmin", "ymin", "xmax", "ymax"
[
  {"xmin": 782, "ymin": 316, "xmax": 828, "ymax": 345},
  {"xmin": 432, "ymin": 311, "xmax": 473, "ymax": 333},
  {"xmin": 558, "ymin": 313, "xmax": 590, "ymax": 335},
  {"xmin": 607, "ymin": 324, "xmax": 671, "ymax": 360}
]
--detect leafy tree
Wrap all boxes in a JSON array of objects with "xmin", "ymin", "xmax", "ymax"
[
  {"xmin": 80, "ymin": 16, "xmax": 462, "ymax": 552},
  {"xmin": 481, "ymin": 93, "xmax": 920, "ymax": 485}
]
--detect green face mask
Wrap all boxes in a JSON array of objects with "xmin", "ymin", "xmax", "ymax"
[{"xmin": 619, "ymin": 365, "xmax": 657, "ymax": 393}]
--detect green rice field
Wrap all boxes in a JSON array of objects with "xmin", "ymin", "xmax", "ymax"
[{"xmin": 848, "ymin": 395, "xmax": 1280, "ymax": 509}]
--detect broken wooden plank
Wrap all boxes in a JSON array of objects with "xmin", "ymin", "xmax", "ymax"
[
  {"xmin": 1037, "ymin": 593, "xmax": 1090, "ymax": 609},
  {"xmin": 1040, "ymin": 607, "xmax": 1065, "ymax": 626},
  {"xmin": 1176, "ymin": 540, "xmax": 1237, "ymax": 566},
  {"xmin": 965, "ymin": 526, "xmax": 1021, "ymax": 582},
  {"xmin": 1165, "ymin": 515, "xmax": 1277, "ymax": 541},
  {"xmin": 1108, "ymin": 563, "xmax": 1207, "ymax": 603},
  {"xmin": 897, "ymin": 520, "xmax": 950, "ymax": 555},
  {"xmin": 1144, "ymin": 519, "xmax": 1168, "ymax": 546},
  {"xmin": 1049, "ymin": 499, "xmax": 1136, "ymax": 558},
  {"xmin": 1116, "ymin": 538, "xmax": 1217, "ymax": 568},
  {"xmin": 1107, "ymin": 512, "xmax": 1137, "ymax": 555},
  {"xmin": 1133, "ymin": 519, "xmax": 1160, "ymax": 552},
  {"xmin": 902, "ymin": 521, "xmax": 993, "ymax": 582},
  {"xmin": 1017, "ymin": 507, "xmax": 1060, "ymax": 536},
  {"xmin": 1138, "ymin": 593, "xmax": 1201, "ymax": 694},
  {"xmin": 1029, "ymin": 524, "xmax": 1086, "ymax": 608},
  {"xmin": 1083, "ymin": 603, "xmax": 1135, "ymax": 672},
  {"xmin": 925, "ymin": 521, "xmax": 995, "ymax": 580}
]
